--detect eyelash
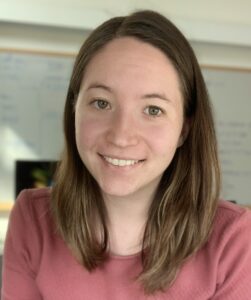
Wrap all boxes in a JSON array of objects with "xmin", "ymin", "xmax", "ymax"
[{"xmin": 90, "ymin": 99, "xmax": 164, "ymax": 117}]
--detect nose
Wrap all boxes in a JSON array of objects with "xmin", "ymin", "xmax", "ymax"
[{"xmin": 105, "ymin": 109, "xmax": 139, "ymax": 148}]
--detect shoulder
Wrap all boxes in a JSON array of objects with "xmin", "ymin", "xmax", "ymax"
[
  {"xmin": 198, "ymin": 201, "xmax": 251, "ymax": 298},
  {"xmin": 8, "ymin": 187, "xmax": 57, "ymax": 255},
  {"xmin": 4, "ymin": 188, "xmax": 55, "ymax": 276},
  {"xmin": 217, "ymin": 199, "xmax": 250, "ymax": 217},
  {"xmin": 208, "ymin": 200, "xmax": 251, "ymax": 277},
  {"xmin": 203, "ymin": 200, "xmax": 251, "ymax": 270},
  {"xmin": 14, "ymin": 187, "xmax": 51, "ymax": 218},
  {"xmin": 9, "ymin": 187, "xmax": 53, "ymax": 238},
  {"xmin": 213, "ymin": 200, "xmax": 251, "ymax": 235},
  {"xmin": 16, "ymin": 187, "xmax": 51, "ymax": 206},
  {"xmin": 210, "ymin": 200, "xmax": 251, "ymax": 245}
]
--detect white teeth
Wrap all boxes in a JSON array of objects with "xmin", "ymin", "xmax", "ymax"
[{"xmin": 103, "ymin": 156, "xmax": 139, "ymax": 167}]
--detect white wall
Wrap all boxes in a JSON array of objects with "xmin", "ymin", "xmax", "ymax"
[
  {"xmin": 1, "ymin": 0, "xmax": 251, "ymax": 28},
  {"xmin": 0, "ymin": 0, "xmax": 251, "ymax": 68}
]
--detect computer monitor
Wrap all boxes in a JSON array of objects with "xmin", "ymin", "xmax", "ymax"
[{"xmin": 15, "ymin": 160, "xmax": 57, "ymax": 198}]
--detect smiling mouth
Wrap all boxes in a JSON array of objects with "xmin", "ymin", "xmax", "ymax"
[{"xmin": 101, "ymin": 155, "xmax": 144, "ymax": 167}]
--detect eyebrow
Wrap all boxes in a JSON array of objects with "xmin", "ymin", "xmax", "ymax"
[
  {"xmin": 86, "ymin": 82, "xmax": 171, "ymax": 102},
  {"xmin": 86, "ymin": 83, "xmax": 112, "ymax": 92},
  {"xmin": 142, "ymin": 93, "xmax": 171, "ymax": 102}
]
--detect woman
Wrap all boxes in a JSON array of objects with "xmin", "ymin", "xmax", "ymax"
[{"xmin": 2, "ymin": 10, "xmax": 251, "ymax": 299}]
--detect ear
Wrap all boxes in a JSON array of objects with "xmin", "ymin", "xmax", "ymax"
[{"xmin": 177, "ymin": 118, "xmax": 190, "ymax": 147}]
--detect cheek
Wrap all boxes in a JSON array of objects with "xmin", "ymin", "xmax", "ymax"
[
  {"xmin": 145, "ymin": 123, "xmax": 182, "ymax": 156},
  {"xmin": 75, "ymin": 115, "xmax": 103, "ymax": 149}
]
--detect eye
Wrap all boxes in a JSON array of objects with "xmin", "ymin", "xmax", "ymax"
[
  {"xmin": 93, "ymin": 99, "xmax": 110, "ymax": 110},
  {"xmin": 144, "ymin": 106, "xmax": 163, "ymax": 116}
]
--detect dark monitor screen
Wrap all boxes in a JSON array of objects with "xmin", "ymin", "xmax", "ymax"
[{"xmin": 15, "ymin": 160, "xmax": 57, "ymax": 198}]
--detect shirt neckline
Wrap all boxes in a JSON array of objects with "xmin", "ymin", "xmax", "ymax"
[{"xmin": 109, "ymin": 251, "xmax": 141, "ymax": 260}]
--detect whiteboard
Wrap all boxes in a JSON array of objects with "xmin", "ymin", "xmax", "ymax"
[
  {"xmin": 0, "ymin": 51, "xmax": 74, "ymax": 202},
  {"xmin": 203, "ymin": 68, "xmax": 251, "ymax": 204},
  {"xmin": 0, "ymin": 51, "xmax": 251, "ymax": 204}
]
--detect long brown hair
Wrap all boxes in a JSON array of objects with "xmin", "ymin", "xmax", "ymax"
[{"xmin": 51, "ymin": 10, "xmax": 221, "ymax": 294}]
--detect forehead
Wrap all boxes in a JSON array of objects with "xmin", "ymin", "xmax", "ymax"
[
  {"xmin": 91, "ymin": 37, "xmax": 167, "ymax": 61},
  {"xmin": 78, "ymin": 37, "xmax": 183, "ymax": 106},
  {"xmin": 83, "ymin": 37, "xmax": 179, "ymax": 80}
]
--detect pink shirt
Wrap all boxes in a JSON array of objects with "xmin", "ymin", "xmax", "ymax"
[{"xmin": 2, "ymin": 188, "xmax": 251, "ymax": 299}]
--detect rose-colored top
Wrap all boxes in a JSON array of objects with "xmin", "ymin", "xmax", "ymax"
[{"xmin": 2, "ymin": 188, "xmax": 251, "ymax": 299}]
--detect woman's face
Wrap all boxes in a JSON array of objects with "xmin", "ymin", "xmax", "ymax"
[{"xmin": 75, "ymin": 37, "xmax": 187, "ymax": 200}]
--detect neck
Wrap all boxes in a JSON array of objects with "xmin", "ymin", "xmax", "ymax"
[{"xmin": 102, "ymin": 187, "xmax": 157, "ymax": 256}]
